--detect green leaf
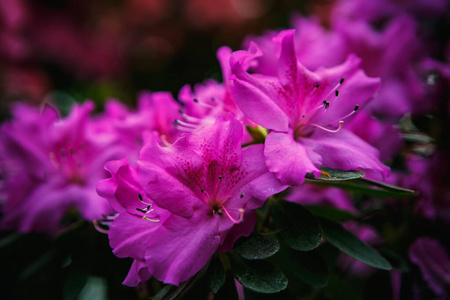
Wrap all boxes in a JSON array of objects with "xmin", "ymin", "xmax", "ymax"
[
  {"xmin": 320, "ymin": 219, "xmax": 392, "ymax": 270},
  {"xmin": 231, "ymin": 254, "xmax": 288, "ymax": 294},
  {"xmin": 77, "ymin": 276, "xmax": 107, "ymax": 300},
  {"xmin": 207, "ymin": 256, "xmax": 226, "ymax": 294},
  {"xmin": 306, "ymin": 177, "xmax": 416, "ymax": 198},
  {"xmin": 271, "ymin": 246, "xmax": 329, "ymax": 287},
  {"xmin": 234, "ymin": 235, "xmax": 280, "ymax": 260},
  {"xmin": 214, "ymin": 272, "xmax": 239, "ymax": 300},
  {"xmin": 63, "ymin": 269, "xmax": 88, "ymax": 300},
  {"xmin": 306, "ymin": 205, "xmax": 357, "ymax": 222},
  {"xmin": 272, "ymin": 201, "xmax": 322, "ymax": 251},
  {"xmin": 306, "ymin": 167, "xmax": 365, "ymax": 181}
]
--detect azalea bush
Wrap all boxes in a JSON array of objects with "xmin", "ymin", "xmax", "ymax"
[{"xmin": 1, "ymin": 0, "xmax": 449, "ymax": 299}]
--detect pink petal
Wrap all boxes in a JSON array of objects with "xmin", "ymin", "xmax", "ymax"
[
  {"xmin": 144, "ymin": 210, "xmax": 221, "ymax": 285},
  {"xmin": 265, "ymin": 130, "xmax": 322, "ymax": 185},
  {"xmin": 302, "ymin": 129, "xmax": 390, "ymax": 178}
]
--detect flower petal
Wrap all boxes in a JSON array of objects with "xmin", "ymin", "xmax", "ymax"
[
  {"xmin": 302, "ymin": 129, "xmax": 390, "ymax": 178},
  {"xmin": 265, "ymin": 131, "xmax": 322, "ymax": 185},
  {"xmin": 144, "ymin": 210, "xmax": 221, "ymax": 285}
]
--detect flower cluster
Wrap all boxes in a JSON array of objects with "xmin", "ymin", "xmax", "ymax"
[{"xmin": 0, "ymin": 0, "xmax": 449, "ymax": 298}]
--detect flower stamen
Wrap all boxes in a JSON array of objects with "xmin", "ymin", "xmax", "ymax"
[
  {"xmin": 220, "ymin": 205, "xmax": 245, "ymax": 224},
  {"xmin": 308, "ymin": 120, "xmax": 344, "ymax": 133}
]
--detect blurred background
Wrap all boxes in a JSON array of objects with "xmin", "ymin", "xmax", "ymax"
[{"xmin": 0, "ymin": 0, "xmax": 334, "ymax": 117}]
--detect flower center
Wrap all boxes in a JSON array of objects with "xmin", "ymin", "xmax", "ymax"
[{"xmin": 293, "ymin": 77, "xmax": 359, "ymax": 140}]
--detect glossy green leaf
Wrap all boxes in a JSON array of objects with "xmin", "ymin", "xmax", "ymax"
[
  {"xmin": 320, "ymin": 219, "xmax": 392, "ymax": 270},
  {"xmin": 305, "ymin": 177, "xmax": 416, "ymax": 198},
  {"xmin": 231, "ymin": 255, "xmax": 288, "ymax": 294},
  {"xmin": 207, "ymin": 256, "xmax": 226, "ymax": 294},
  {"xmin": 234, "ymin": 235, "xmax": 280, "ymax": 260},
  {"xmin": 272, "ymin": 246, "xmax": 329, "ymax": 287},
  {"xmin": 306, "ymin": 205, "xmax": 357, "ymax": 222},
  {"xmin": 214, "ymin": 272, "xmax": 239, "ymax": 300},
  {"xmin": 306, "ymin": 167, "xmax": 365, "ymax": 181},
  {"xmin": 272, "ymin": 201, "xmax": 322, "ymax": 251}
]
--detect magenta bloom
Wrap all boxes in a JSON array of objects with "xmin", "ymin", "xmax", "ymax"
[
  {"xmin": 409, "ymin": 237, "xmax": 450, "ymax": 298},
  {"xmin": 333, "ymin": 0, "xmax": 449, "ymax": 22},
  {"xmin": 101, "ymin": 91, "xmax": 180, "ymax": 162},
  {"xmin": 231, "ymin": 30, "xmax": 389, "ymax": 185},
  {"xmin": 175, "ymin": 45, "xmax": 261, "ymax": 144},
  {"xmin": 344, "ymin": 111, "xmax": 403, "ymax": 163},
  {"xmin": 247, "ymin": 16, "xmax": 429, "ymax": 119},
  {"xmin": 0, "ymin": 102, "xmax": 126, "ymax": 234},
  {"xmin": 97, "ymin": 115, "xmax": 286, "ymax": 286}
]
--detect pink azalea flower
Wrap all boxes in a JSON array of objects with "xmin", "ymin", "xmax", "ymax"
[
  {"xmin": 246, "ymin": 15, "xmax": 429, "ymax": 119},
  {"xmin": 175, "ymin": 45, "xmax": 261, "ymax": 143},
  {"xmin": 101, "ymin": 91, "xmax": 180, "ymax": 162},
  {"xmin": 97, "ymin": 115, "xmax": 286, "ymax": 286},
  {"xmin": 0, "ymin": 101, "xmax": 126, "ymax": 234},
  {"xmin": 344, "ymin": 111, "xmax": 403, "ymax": 163},
  {"xmin": 403, "ymin": 151, "xmax": 450, "ymax": 223},
  {"xmin": 409, "ymin": 237, "xmax": 450, "ymax": 298},
  {"xmin": 231, "ymin": 30, "xmax": 389, "ymax": 186},
  {"xmin": 333, "ymin": 0, "xmax": 449, "ymax": 22}
]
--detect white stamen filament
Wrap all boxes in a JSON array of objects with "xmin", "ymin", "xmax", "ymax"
[
  {"xmin": 221, "ymin": 205, "xmax": 245, "ymax": 224},
  {"xmin": 143, "ymin": 216, "xmax": 160, "ymax": 223},
  {"xmin": 308, "ymin": 120, "xmax": 344, "ymax": 133}
]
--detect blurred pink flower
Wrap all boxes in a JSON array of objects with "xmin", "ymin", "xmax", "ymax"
[
  {"xmin": 409, "ymin": 237, "xmax": 450, "ymax": 298},
  {"xmin": 0, "ymin": 102, "xmax": 128, "ymax": 234}
]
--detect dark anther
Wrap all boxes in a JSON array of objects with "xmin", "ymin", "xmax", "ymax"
[
  {"xmin": 201, "ymin": 188, "xmax": 204, "ymax": 193},
  {"xmin": 315, "ymin": 84, "xmax": 320, "ymax": 88},
  {"xmin": 178, "ymin": 109, "xmax": 183, "ymax": 114},
  {"xmin": 324, "ymin": 101, "xmax": 330, "ymax": 109},
  {"xmin": 218, "ymin": 176, "xmax": 223, "ymax": 180},
  {"xmin": 193, "ymin": 98, "xmax": 199, "ymax": 103},
  {"xmin": 354, "ymin": 104, "xmax": 359, "ymax": 111},
  {"xmin": 213, "ymin": 204, "xmax": 223, "ymax": 215},
  {"xmin": 138, "ymin": 194, "xmax": 143, "ymax": 201},
  {"xmin": 136, "ymin": 208, "xmax": 146, "ymax": 213},
  {"xmin": 340, "ymin": 78, "xmax": 345, "ymax": 84},
  {"xmin": 335, "ymin": 90, "xmax": 339, "ymax": 97},
  {"xmin": 323, "ymin": 100, "xmax": 327, "ymax": 105},
  {"xmin": 240, "ymin": 193, "xmax": 244, "ymax": 198}
]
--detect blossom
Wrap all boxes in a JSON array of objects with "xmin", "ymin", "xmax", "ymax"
[
  {"xmin": 0, "ymin": 101, "xmax": 126, "ymax": 234},
  {"xmin": 245, "ymin": 15, "xmax": 429, "ymax": 119},
  {"xmin": 97, "ymin": 115, "xmax": 286, "ymax": 285},
  {"xmin": 401, "ymin": 150, "xmax": 450, "ymax": 223},
  {"xmin": 344, "ymin": 111, "xmax": 403, "ymax": 162},
  {"xmin": 100, "ymin": 91, "xmax": 180, "ymax": 162},
  {"xmin": 333, "ymin": 0, "xmax": 449, "ymax": 22},
  {"xmin": 175, "ymin": 45, "xmax": 261, "ymax": 143},
  {"xmin": 409, "ymin": 237, "xmax": 450, "ymax": 298},
  {"xmin": 231, "ymin": 29, "xmax": 389, "ymax": 186}
]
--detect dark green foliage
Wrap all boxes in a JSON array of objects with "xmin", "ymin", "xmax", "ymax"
[
  {"xmin": 234, "ymin": 234, "xmax": 280, "ymax": 260},
  {"xmin": 320, "ymin": 219, "xmax": 392, "ymax": 270},
  {"xmin": 272, "ymin": 201, "xmax": 322, "ymax": 251}
]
